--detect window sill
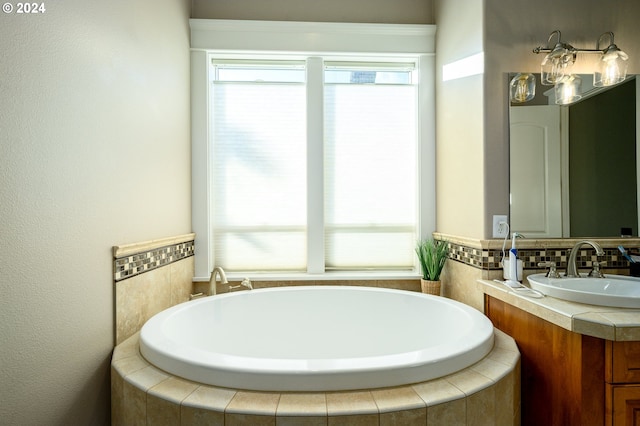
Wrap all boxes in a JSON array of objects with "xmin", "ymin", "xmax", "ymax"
[{"xmin": 194, "ymin": 271, "xmax": 421, "ymax": 282}]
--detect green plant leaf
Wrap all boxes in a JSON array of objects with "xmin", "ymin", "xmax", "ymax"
[{"xmin": 415, "ymin": 239, "xmax": 449, "ymax": 280}]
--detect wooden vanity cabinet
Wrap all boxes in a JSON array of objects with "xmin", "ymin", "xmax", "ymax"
[
  {"xmin": 486, "ymin": 295, "xmax": 604, "ymax": 426},
  {"xmin": 606, "ymin": 341, "xmax": 640, "ymax": 425},
  {"xmin": 486, "ymin": 296, "xmax": 640, "ymax": 426}
]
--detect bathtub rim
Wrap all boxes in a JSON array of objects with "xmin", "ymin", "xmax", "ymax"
[{"xmin": 139, "ymin": 285, "xmax": 496, "ymax": 392}]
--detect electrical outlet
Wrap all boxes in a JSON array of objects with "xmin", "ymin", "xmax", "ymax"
[{"xmin": 492, "ymin": 215, "xmax": 509, "ymax": 238}]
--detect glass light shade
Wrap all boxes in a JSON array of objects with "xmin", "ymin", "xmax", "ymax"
[
  {"xmin": 509, "ymin": 73, "xmax": 536, "ymax": 103},
  {"xmin": 594, "ymin": 45, "xmax": 629, "ymax": 87},
  {"xmin": 541, "ymin": 45, "xmax": 575, "ymax": 85},
  {"xmin": 554, "ymin": 74, "xmax": 582, "ymax": 105}
]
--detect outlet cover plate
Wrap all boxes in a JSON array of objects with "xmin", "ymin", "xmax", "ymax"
[{"xmin": 493, "ymin": 215, "xmax": 509, "ymax": 238}]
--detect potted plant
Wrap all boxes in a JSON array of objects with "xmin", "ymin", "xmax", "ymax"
[{"xmin": 415, "ymin": 238, "xmax": 449, "ymax": 295}]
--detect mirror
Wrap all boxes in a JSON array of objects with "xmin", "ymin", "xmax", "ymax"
[{"xmin": 509, "ymin": 74, "xmax": 639, "ymax": 238}]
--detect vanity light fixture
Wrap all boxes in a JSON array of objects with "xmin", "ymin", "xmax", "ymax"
[
  {"xmin": 536, "ymin": 30, "xmax": 576, "ymax": 85},
  {"xmin": 533, "ymin": 30, "xmax": 629, "ymax": 89},
  {"xmin": 509, "ymin": 73, "xmax": 536, "ymax": 103},
  {"xmin": 594, "ymin": 32, "xmax": 629, "ymax": 87}
]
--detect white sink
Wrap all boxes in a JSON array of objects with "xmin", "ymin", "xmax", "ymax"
[{"xmin": 526, "ymin": 273, "xmax": 640, "ymax": 308}]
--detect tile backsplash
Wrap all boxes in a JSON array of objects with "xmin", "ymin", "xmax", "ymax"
[
  {"xmin": 436, "ymin": 234, "xmax": 640, "ymax": 273},
  {"xmin": 481, "ymin": 246, "xmax": 630, "ymax": 270}
]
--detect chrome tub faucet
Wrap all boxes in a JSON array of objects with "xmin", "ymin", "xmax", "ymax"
[{"xmin": 209, "ymin": 266, "xmax": 228, "ymax": 296}]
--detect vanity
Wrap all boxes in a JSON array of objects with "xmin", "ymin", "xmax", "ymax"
[
  {"xmin": 501, "ymin": 66, "xmax": 640, "ymax": 424},
  {"xmin": 479, "ymin": 277, "xmax": 640, "ymax": 426}
]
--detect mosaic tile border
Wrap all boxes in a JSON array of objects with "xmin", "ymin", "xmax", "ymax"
[
  {"xmin": 447, "ymin": 242, "xmax": 484, "ymax": 268},
  {"xmin": 114, "ymin": 240, "xmax": 194, "ymax": 282},
  {"xmin": 482, "ymin": 246, "xmax": 628, "ymax": 270},
  {"xmin": 442, "ymin": 240, "xmax": 633, "ymax": 272}
]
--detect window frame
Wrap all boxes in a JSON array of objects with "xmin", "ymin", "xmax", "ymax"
[{"xmin": 190, "ymin": 19, "xmax": 436, "ymax": 280}]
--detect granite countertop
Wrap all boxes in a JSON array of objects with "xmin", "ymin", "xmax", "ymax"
[{"xmin": 478, "ymin": 279, "xmax": 640, "ymax": 341}]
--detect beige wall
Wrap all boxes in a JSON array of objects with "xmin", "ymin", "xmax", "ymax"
[
  {"xmin": 434, "ymin": 0, "xmax": 485, "ymax": 239},
  {"xmin": 0, "ymin": 0, "xmax": 191, "ymax": 424},
  {"xmin": 192, "ymin": 0, "xmax": 434, "ymax": 24}
]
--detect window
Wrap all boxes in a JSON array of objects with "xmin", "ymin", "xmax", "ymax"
[
  {"xmin": 211, "ymin": 58, "xmax": 418, "ymax": 274},
  {"xmin": 190, "ymin": 20, "xmax": 436, "ymax": 279},
  {"xmin": 211, "ymin": 61, "xmax": 307, "ymax": 271},
  {"xmin": 323, "ymin": 62, "xmax": 417, "ymax": 271}
]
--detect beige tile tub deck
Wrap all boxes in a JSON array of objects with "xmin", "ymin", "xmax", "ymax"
[
  {"xmin": 111, "ymin": 329, "xmax": 520, "ymax": 425},
  {"xmin": 277, "ymin": 393, "xmax": 327, "ymax": 426},
  {"xmin": 181, "ymin": 386, "xmax": 236, "ymax": 425}
]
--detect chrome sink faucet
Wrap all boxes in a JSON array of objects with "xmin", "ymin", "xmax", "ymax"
[
  {"xmin": 209, "ymin": 266, "xmax": 228, "ymax": 296},
  {"xmin": 565, "ymin": 240, "xmax": 604, "ymax": 278}
]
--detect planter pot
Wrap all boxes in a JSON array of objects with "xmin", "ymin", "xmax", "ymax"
[{"xmin": 420, "ymin": 279, "xmax": 441, "ymax": 296}]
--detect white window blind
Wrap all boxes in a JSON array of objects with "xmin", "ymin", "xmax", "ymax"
[
  {"xmin": 212, "ymin": 66, "xmax": 307, "ymax": 271},
  {"xmin": 211, "ymin": 59, "xmax": 418, "ymax": 273},
  {"xmin": 324, "ymin": 66, "xmax": 418, "ymax": 270}
]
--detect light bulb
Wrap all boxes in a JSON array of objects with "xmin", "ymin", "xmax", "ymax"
[
  {"xmin": 594, "ymin": 45, "xmax": 628, "ymax": 87},
  {"xmin": 554, "ymin": 74, "xmax": 582, "ymax": 105},
  {"xmin": 541, "ymin": 45, "xmax": 575, "ymax": 85},
  {"xmin": 509, "ymin": 73, "xmax": 536, "ymax": 103}
]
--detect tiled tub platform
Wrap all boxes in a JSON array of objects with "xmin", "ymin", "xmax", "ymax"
[{"xmin": 111, "ymin": 329, "xmax": 520, "ymax": 425}]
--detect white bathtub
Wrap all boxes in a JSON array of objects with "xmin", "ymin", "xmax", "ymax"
[{"xmin": 140, "ymin": 286, "xmax": 495, "ymax": 392}]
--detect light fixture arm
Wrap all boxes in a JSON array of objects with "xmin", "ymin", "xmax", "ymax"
[
  {"xmin": 596, "ymin": 31, "xmax": 615, "ymax": 51},
  {"xmin": 534, "ymin": 30, "xmax": 620, "ymax": 55},
  {"xmin": 533, "ymin": 30, "xmax": 564, "ymax": 54}
]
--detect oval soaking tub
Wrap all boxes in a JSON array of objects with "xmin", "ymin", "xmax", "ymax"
[{"xmin": 140, "ymin": 286, "xmax": 495, "ymax": 392}]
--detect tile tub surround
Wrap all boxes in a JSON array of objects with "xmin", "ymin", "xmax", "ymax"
[
  {"xmin": 111, "ymin": 329, "xmax": 520, "ymax": 425},
  {"xmin": 114, "ymin": 233, "xmax": 195, "ymax": 282},
  {"xmin": 114, "ymin": 233, "xmax": 195, "ymax": 345}
]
